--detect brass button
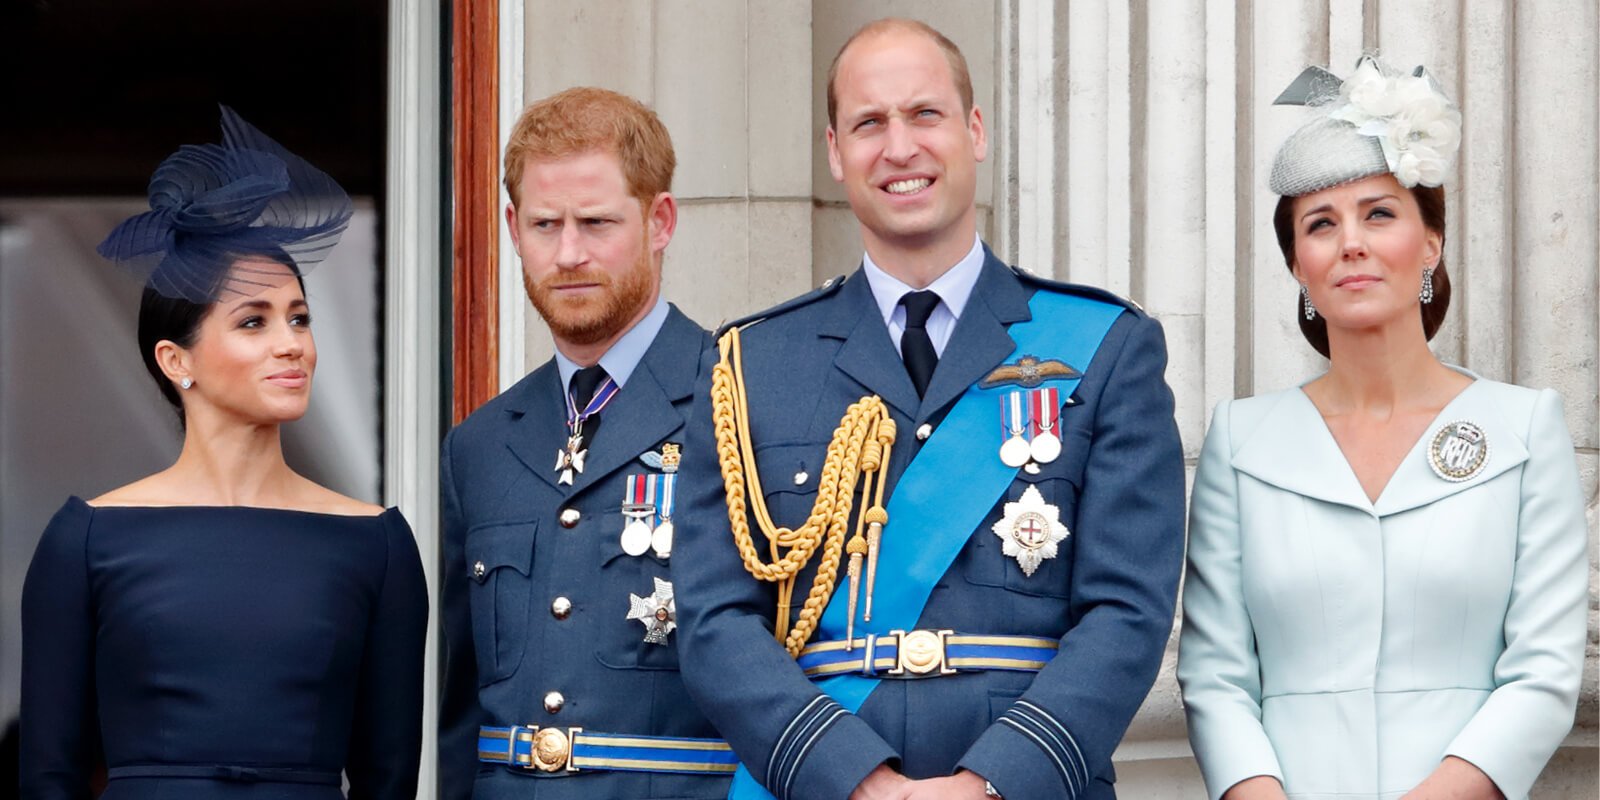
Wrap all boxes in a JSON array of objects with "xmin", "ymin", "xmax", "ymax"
[
  {"xmin": 793, "ymin": 471, "xmax": 809, "ymax": 486},
  {"xmin": 551, "ymin": 597, "xmax": 572, "ymax": 619},
  {"xmin": 543, "ymin": 691, "xmax": 565, "ymax": 713},
  {"xmin": 559, "ymin": 508, "xmax": 581, "ymax": 528},
  {"xmin": 915, "ymin": 423, "xmax": 933, "ymax": 441},
  {"xmin": 472, "ymin": 560, "xmax": 486, "ymax": 579}
]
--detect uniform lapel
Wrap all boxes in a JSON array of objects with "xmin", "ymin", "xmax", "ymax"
[
  {"xmin": 1372, "ymin": 380, "xmax": 1529, "ymax": 517},
  {"xmin": 566, "ymin": 307, "xmax": 703, "ymax": 496},
  {"xmin": 917, "ymin": 254, "xmax": 1031, "ymax": 419},
  {"xmin": 502, "ymin": 363, "xmax": 572, "ymax": 492},
  {"xmin": 822, "ymin": 271, "xmax": 922, "ymax": 419}
]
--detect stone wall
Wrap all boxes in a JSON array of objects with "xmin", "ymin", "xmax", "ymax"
[{"xmin": 512, "ymin": 1, "xmax": 1600, "ymax": 796}]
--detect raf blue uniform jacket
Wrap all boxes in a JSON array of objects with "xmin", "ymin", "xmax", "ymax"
[
  {"xmin": 440, "ymin": 305, "xmax": 728, "ymax": 800},
  {"xmin": 671, "ymin": 252, "xmax": 1186, "ymax": 800}
]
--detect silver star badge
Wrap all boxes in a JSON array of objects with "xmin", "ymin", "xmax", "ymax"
[
  {"xmin": 627, "ymin": 577, "xmax": 677, "ymax": 645},
  {"xmin": 991, "ymin": 485, "xmax": 1069, "ymax": 577}
]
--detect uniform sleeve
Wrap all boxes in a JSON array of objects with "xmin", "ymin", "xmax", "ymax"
[
  {"xmin": 956, "ymin": 314, "xmax": 1187, "ymax": 800},
  {"xmin": 20, "ymin": 500, "xmax": 98, "ymax": 800},
  {"xmin": 672, "ymin": 347, "xmax": 900, "ymax": 800},
  {"xmin": 437, "ymin": 429, "xmax": 485, "ymax": 800},
  {"xmin": 345, "ymin": 512, "xmax": 429, "ymax": 800},
  {"xmin": 1444, "ymin": 388, "xmax": 1588, "ymax": 798},
  {"xmin": 1175, "ymin": 399, "xmax": 1285, "ymax": 799}
]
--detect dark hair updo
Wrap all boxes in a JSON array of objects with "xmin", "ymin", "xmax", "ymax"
[
  {"xmin": 1271, "ymin": 184, "xmax": 1451, "ymax": 358},
  {"xmin": 136, "ymin": 250, "xmax": 305, "ymax": 422}
]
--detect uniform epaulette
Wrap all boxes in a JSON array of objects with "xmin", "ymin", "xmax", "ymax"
[
  {"xmin": 1009, "ymin": 264, "xmax": 1146, "ymax": 315},
  {"xmin": 714, "ymin": 274, "xmax": 849, "ymax": 338}
]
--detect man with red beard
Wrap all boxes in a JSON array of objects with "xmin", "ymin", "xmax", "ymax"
[{"xmin": 439, "ymin": 87, "xmax": 732, "ymax": 800}]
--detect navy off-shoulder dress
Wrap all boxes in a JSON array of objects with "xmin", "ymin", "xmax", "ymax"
[{"xmin": 20, "ymin": 497, "xmax": 428, "ymax": 799}]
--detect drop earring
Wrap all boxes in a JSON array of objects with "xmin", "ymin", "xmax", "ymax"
[
  {"xmin": 1420, "ymin": 266, "xmax": 1436, "ymax": 304},
  {"xmin": 1301, "ymin": 284, "xmax": 1316, "ymax": 320}
]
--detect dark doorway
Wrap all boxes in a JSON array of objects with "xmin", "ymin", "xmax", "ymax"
[{"xmin": 0, "ymin": 2, "xmax": 391, "ymax": 779}]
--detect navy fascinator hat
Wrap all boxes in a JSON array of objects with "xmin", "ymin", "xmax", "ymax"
[{"xmin": 98, "ymin": 106, "xmax": 353, "ymax": 303}]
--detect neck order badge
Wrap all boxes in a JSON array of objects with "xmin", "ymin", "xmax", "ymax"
[{"xmin": 727, "ymin": 290, "xmax": 1124, "ymax": 799}]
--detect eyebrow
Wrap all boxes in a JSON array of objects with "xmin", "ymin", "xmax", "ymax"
[
  {"xmin": 1298, "ymin": 194, "xmax": 1400, "ymax": 222},
  {"xmin": 227, "ymin": 297, "xmax": 308, "ymax": 313}
]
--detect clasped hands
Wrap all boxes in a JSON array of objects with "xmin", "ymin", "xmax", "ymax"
[{"xmin": 849, "ymin": 764, "xmax": 991, "ymax": 800}]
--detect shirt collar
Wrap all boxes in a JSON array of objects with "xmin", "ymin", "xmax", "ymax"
[
  {"xmin": 860, "ymin": 234, "xmax": 985, "ymax": 325},
  {"xmin": 554, "ymin": 298, "xmax": 669, "ymax": 394}
]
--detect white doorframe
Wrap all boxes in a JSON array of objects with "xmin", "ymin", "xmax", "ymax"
[{"xmin": 384, "ymin": 1, "xmax": 443, "ymax": 797}]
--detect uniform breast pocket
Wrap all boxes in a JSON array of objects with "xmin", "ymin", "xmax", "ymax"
[
  {"xmin": 751, "ymin": 441, "xmax": 824, "ymax": 530},
  {"xmin": 466, "ymin": 521, "xmax": 536, "ymax": 685},
  {"xmin": 963, "ymin": 469, "xmax": 1082, "ymax": 599},
  {"xmin": 594, "ymin": 537, "xmax": 682, "ymax": 672}
]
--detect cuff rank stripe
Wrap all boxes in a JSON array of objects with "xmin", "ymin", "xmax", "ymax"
[
  {"xmin": 796, "ymin": 632, "xmax": 1058, "ymax": 678},
  {"xmin": 478, "ymin": 725, "xmax": 737, "ymax": 775},
  {"xmin": 999, "ymin": 701, "xmax": 1089, "ymax": 794},
  {"xmin": 768, "ymin": 695, "xmax": 846, "ymax": 800}
]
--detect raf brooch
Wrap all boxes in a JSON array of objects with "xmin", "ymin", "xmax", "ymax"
[
  {"xmin": 627, "ymin": 577, "xmax": 677, "ymax": 645},
  {"xmin": 991, "ymin": 485, "xmax": 1069, "ymax": 577},
  {"xmin": 1428, "ymin": 420, "xmax": 1489, "ymax": 482},
  {"xmin": 980, "ymin": 354, "xmax": 1080, "ymax": 389},
  {"xmin": 639, "ymin": 442, "xmax": 682, "ymax": 473}
]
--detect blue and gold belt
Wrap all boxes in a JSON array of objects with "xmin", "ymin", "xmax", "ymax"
[
  {"xmin": 796, "ymin": 629, "xmax": 1058, "ymax": 678},
  {"xmin": 478, "ymin": 725, "xmax": 737, "ymax": 776}
]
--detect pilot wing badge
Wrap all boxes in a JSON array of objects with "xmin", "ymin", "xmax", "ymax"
[{"xmin": 980, "ymin": 354, "xmax": 1080, "ymax": 389}]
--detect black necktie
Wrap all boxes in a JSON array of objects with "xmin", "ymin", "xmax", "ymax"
[
  {"xmin": 569, "ymin": 365, "xmax": 609, "ymax": 450},
  {"xmin": 899, "ymin": 291, "xmax": 940, "ymax": 398}
]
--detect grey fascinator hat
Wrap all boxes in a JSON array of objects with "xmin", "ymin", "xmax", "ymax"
[
  {"xmin": 97, "ymin": 106, "xmax": 353, "ymax": 303},
  {"xmin": 1269, "ymin": 56, "xmax": 1462, "ymax": 197}
]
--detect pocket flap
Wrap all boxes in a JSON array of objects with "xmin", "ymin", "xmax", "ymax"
[
  {"xmin": 466, "ymin": 521, "xmax": 536, "ymax": 582},
  {"xmin": 754, "ymin": 441, "xmax": 825, "ymax": 496}
]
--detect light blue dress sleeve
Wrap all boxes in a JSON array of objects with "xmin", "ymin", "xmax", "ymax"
[
  {"xmin": 1178, "ymin": 400, "xmax": 1285, "ymax": 800},
  {"xmin": 1444, "ymin": 388, "xmax": 1589, "ymax": 798}
]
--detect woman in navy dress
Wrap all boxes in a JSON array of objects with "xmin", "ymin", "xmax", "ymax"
[{"xmin": 20, "ymin": 108, "xmax": 428, "ymax": 799}]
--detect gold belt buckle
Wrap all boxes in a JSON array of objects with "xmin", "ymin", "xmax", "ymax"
[
  {"xmin": 887, "ymin": 629, "xmax": 956, "ymax": 676},
  {"xmin": 514, "ymin": 726, "xmax": 583, "ymax": 773}
]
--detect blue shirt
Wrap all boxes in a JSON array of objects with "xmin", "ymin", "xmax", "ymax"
[
  {"xmin": 553, "ymin": 297, "xmax": 669, "ymax": 394},
  {"xmin": 860, "ymin": 234, "xmax": 984, "ymax": 357}
]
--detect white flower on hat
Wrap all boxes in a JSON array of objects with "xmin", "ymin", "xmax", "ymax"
[{"xmin": 1326, "ymin": 58, "xmax": 1460, "ymax": 188}]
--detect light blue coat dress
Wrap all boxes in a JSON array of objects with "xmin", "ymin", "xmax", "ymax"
[{"xmin": 1178, "ymin": 376, "xmax": 1588, "ymax": 800}]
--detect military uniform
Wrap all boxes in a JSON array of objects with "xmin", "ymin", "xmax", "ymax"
[
  {"xmin": 671, "ymin": 249, "xmax": 1186, "ymax": 800},
  {"xmin": 440, "ymin": 304, "xmax": 734, "ymax": 800}
]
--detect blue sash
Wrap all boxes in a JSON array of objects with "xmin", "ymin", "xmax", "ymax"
[{"xmin": 729, "ymin": 290, "xmax": 1124, "ymax": 799}]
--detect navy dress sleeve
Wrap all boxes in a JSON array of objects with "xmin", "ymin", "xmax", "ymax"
[
  {"xmin": 345, "ymin": 510, "xmax": 430, "ymax": 799},
  {"xmin": 20, "ymin": 500, "xmax": 99, "ymax": 800}
]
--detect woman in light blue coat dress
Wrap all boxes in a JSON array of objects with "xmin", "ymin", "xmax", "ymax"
[{"xmin": 1178, "ymin": 58, "xmax": 1588, "ymax": 800}]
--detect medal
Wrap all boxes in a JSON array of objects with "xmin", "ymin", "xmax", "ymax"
[
  {"xmin": 991, "ymin": 485, "xmax": 1069, "ymax": 577},
  {"xmin": 620, "ymin": 474, "xmax": 655, "ymax": 556},
  {"xmin": 556, "ymin": 374, "xmax": 619, "ymax": 485},
  {"xmin": 651, "ymin": 473, "xmax": 676, "ymax": 558},
  {"xmin": 999, "ymin": 391, "xmax": 1032, "ymax": 468},
  {"xmin": 1029, "ymin": 387, "xmax": 1062, "ymax": 464},
  {"xmin": 1428, "ymin": 420, "xmax": 1489, "ymax": 482},
  {"xmin": 626, "ymin": 577, "xmax": 676, "ymax": 645},
  {"xmin": 555, "ymin": 434, "xmax": 586, "ymax": 486}
]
